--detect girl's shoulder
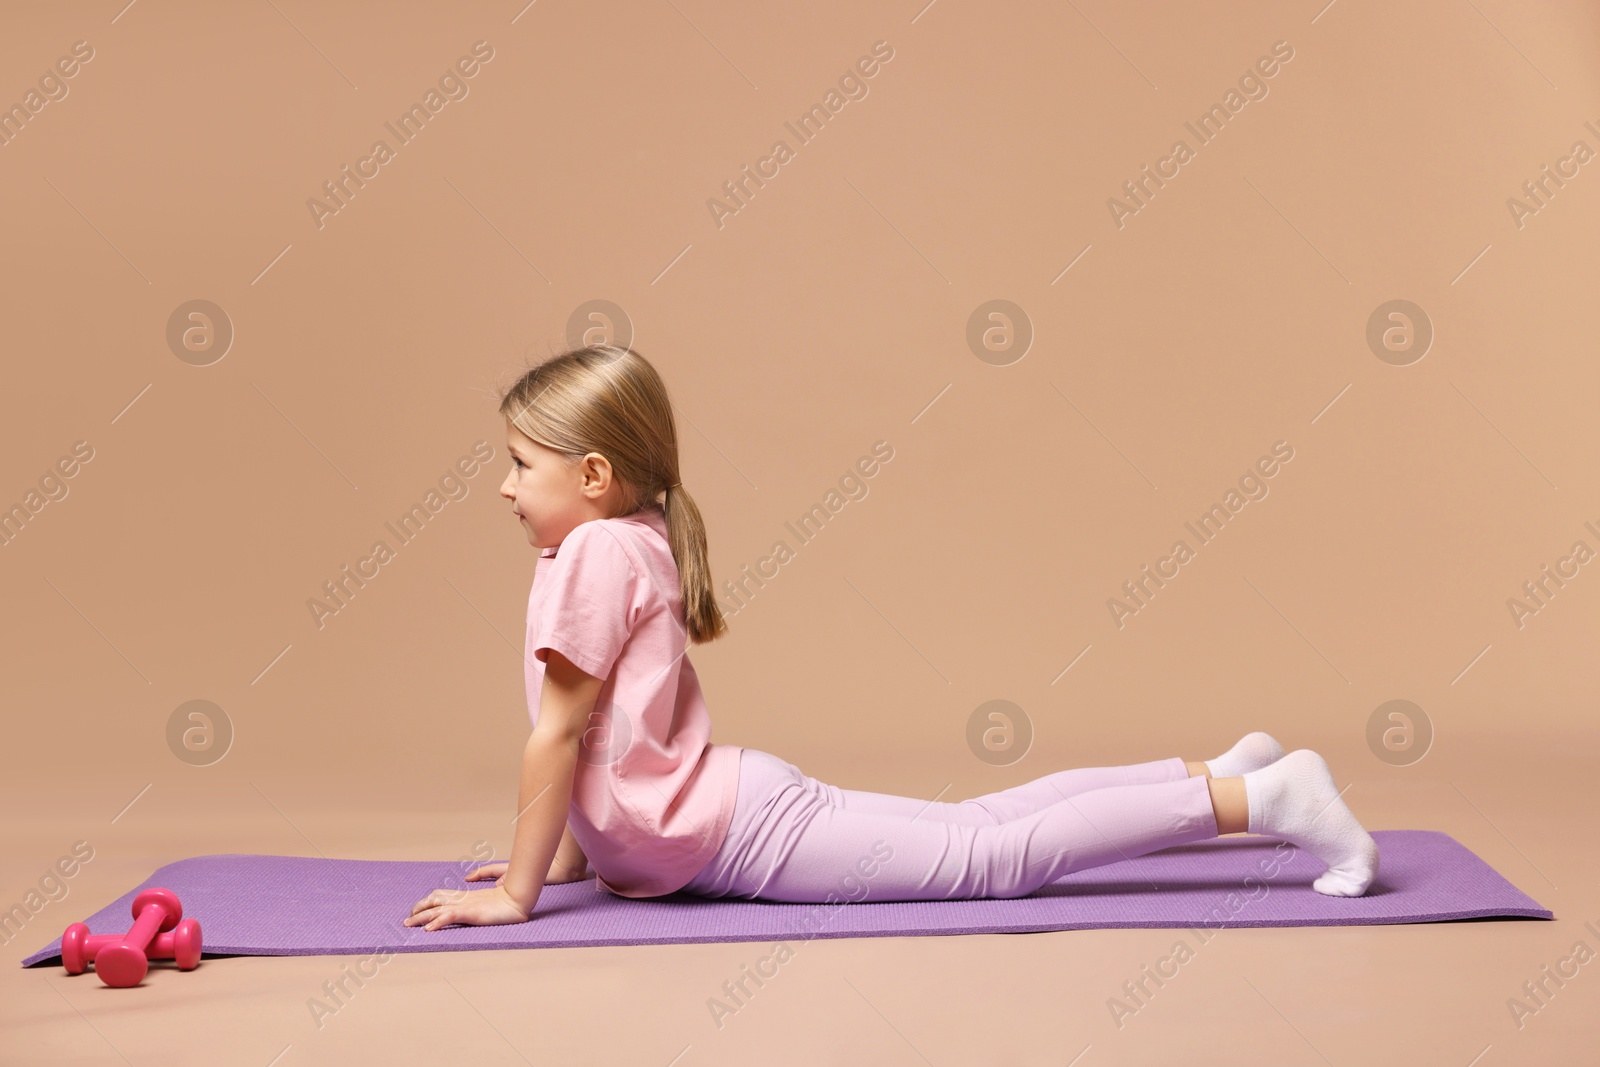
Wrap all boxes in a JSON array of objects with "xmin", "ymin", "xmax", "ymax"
[
  {"xmin": 589, "ymin": 504, "xmax": 669, "ymax": 555},
  {"xmin": 558, "ymin": 506, "xmax": 669, "ymax": 576}
]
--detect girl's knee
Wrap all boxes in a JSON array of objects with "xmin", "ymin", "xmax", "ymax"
[{"xmin": 956, "ymin": 799, "xmax": 1003, "ymax": 825}]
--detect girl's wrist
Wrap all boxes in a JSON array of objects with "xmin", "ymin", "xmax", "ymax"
[
  {"xmin": 503, "ymin": 883, "xmax": 538, "ymax": 917},
  {"xmin": 547, "ymin": 859, "xmax": 589, "ymax": 883}
]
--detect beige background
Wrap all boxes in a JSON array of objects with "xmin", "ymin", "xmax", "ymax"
[{"xmin": 4, "ymin": 0, "xmax": 1597, "ymax": 1063}]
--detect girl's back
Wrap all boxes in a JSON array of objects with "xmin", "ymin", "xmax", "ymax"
[{"xmin": 525, "ymin": 499, "xmax": 742, "ymax": 898}]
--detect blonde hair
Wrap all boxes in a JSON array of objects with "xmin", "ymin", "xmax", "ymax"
[{"xmin": 497, "ymin": 344, "xmax": 727, "ymax": 645}]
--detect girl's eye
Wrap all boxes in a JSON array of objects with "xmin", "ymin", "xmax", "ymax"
[{"xmin": 513, "ymin": 457, "xmax": 525, "ymax": 469}]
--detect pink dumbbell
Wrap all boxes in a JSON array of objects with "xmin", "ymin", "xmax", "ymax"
[
  {"xmin": 61, "ymin": 919, "xmax": 202, "ymax": 976},
  {"xmin": 62, "ymin": 888, "xmax": 198, "ymax": 987}
]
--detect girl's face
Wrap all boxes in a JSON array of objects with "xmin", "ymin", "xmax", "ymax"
[{"xmin": 499, "ymin": 419, "xmax": 621, "ymax": 550}]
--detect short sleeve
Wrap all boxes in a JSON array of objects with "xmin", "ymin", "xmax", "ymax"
[{"xmin": 531, "ymin": 522, "xmax": 640, "ymax": 681}]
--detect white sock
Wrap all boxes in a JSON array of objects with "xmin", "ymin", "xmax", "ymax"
[
  {"xmin": 1242, "ymin": 749, "xmax": 1380, "ymax": 896},
  {"xmin": 1205, "ymin": 731, "xmax": 1286, "ymax": 778}
]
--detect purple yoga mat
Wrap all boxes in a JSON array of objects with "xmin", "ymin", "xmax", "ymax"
[{"xmin": 19, "ymin": 830, "xmax": 1549, "ymax": 966}]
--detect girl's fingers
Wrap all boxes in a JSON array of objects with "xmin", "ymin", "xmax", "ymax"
[
  {"xmin": 407, "ymin": 903, "xmax": 449, "ymax": 928},
  {"xmin": 406, "ymin": 884, "xmax": 478, "ymax": 926},
  {"xmin": 410, "ymin": 890, "xmax": 456, "ymax": 915}
]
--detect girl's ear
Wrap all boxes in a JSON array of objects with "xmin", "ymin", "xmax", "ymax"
[{"xmin": 579, "ymin": 452, "xmax": 615, "ymax": 496}]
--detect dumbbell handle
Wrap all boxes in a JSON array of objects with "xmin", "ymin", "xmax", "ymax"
[
  {"xmin": 122, "ymin": 900, "xmax": 166, "ymax": 951},
  {"xmin": 81, "ymin": 929, "xmax": 185, "ymax": 958}
]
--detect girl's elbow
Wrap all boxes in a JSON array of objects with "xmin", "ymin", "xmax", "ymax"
[{"xmin": 525, "ymin": 723, "xmax": 585, "ymax": 759}]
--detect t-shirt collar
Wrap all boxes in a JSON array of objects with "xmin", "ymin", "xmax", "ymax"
[{"xmin": 539, "ymin": 503, "xmax": 665, "ymax": 560}]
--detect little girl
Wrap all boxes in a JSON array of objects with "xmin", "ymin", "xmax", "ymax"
[{"xmin": 405, "ymin": 346, "xmax": 1379, "ymax": 932}]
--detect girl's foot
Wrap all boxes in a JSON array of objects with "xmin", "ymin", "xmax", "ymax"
[
  {"xmin": 1242, "ymin": 749, "xmax": 1380, "ymax": 896},
  {"xmin": 1205, "ymin": 731, "xmax": 1286, "ymax": 778}
]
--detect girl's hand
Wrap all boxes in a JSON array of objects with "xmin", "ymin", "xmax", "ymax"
[
  {"xmin": 464, "ymin": 860, "xmax": 587, "ymax": 886},
  {"xmin": 404, "ymin": 884, "xmax": 531, "ymax": 931},
  {"xmin": 464, "ymin": 862, "xmax": 509, "ymax": 886}
]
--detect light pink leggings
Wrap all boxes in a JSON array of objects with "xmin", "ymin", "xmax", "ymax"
[{"xmin": 679, "ymin": 747, "xmax": 1220, "ymax": 903}]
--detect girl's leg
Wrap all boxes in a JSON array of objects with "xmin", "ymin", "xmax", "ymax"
[
  {"xmin": 822, "ymin": 756, "xmax": 1193, "ymax": 825},
  {"xmin": 816, "ymin": 731, "xmax": 1286, "ymax": 825},
  {"xmin": 726, "ymin": 774, "xmax": 1222, "ymax": 903}
]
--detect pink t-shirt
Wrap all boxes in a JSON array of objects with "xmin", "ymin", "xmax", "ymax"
[{"xmin": 524, "ymin": 502, "xmax": 742, "ymax": 898}]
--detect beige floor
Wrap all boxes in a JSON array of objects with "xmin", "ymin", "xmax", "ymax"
[{"xmin": 5, "ymin": 730, "xmax": 1595, "ymax": 1067}]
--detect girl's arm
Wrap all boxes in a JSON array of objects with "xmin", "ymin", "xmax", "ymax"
[
  {"xmin": 548, "ymin": 820, "xmax": 591, "ymax": 882},
  {"xmin": 502, "ymin": 649, "xmax": 603, "ymax": 915},
  {"xmin": 469, "ymin": 822, "xmax": 586, "ymax": 884},
  {"xmin": 406, "ymin": 651, "xmax": 600, "ymax": 931}
]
